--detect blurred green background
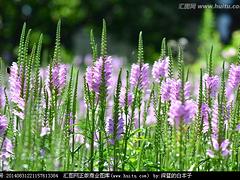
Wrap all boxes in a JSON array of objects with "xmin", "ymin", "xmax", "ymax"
[{"xmin": 0, "ymin": 0, "xmax": 240, "ymax": 68}]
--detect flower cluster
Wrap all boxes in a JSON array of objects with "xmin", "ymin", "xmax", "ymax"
[
  {"xmin": 1, "ymin": 138, "xmax": 13, "ymax": 170},
  {"xmin": 201, "ymin": 103, "xmax": 210, "ymax": 133},
  {"xmin": 170, "ymin": 80, "xmax": 191, "ymax": 101},
  {"xmin": 205, "ymin": 99, "xmax": 231, "ymax": 158},
  {"xmin": 2, "ymin": 22, "xmax": 240, "ymax": 171},
  {"xmin": 207, "ymin": 138, "xmax": 231, "ymax": 158},
  {"xmin": 161, "ymin": 78, "xmax": 172, "ymax": 101},
  {"xmin": 203, "ymin": 74, "xmax": 220, "ymax": 98},
  {"xmin": 161, "ymin": 78, "xmax": 191, "ymax": 102},
  {"xmin": 168, "ymin": 100, "xmax": 197, "ymax": 127},
  {"xmin": 9, "ymin": 62, "xmax": 25, "ymax": 119},
  {"xmin": 107, "ymin": 117, "xmax": 124, "ymax": 144},
  {"xmin": 226, "ymin": 64, "xmax": 240, "ymax": 102},
  {"xmin": 119, "ymin": 87, "xmax": 133, "ymax": 107},
  {"xmin": 40, "ymin": 126, "xmax": 51, "ymax": 137},
  {"xmin": 0, "ymin": 86, "xmax": 5, "ymax": 109},
  {"xmin": 0, "ymin": 115, "xmax": 8, "ymax": 136},
  {"xmin": 86, "ymin": 56, "xmax": 112, "ymax": 94},
  {"xmin": 52, "ymin": 63, "xmax": 68, "ymax": 92},
  {"xmin": 130, "ymin": 63, "xmax": 149, "ymax": 90},
  {"xmin": 152, "ymin": 56, "xmax": 169, "ymax": 82}
]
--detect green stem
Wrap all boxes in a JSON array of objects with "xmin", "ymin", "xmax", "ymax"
[
  {"xmin": 179, "ymin": 121, "xmax": 184, "ymax": 171},
  {"xmin": 90, "ymin": 107, "xmax": 96, "ymax": 171},
  {"xmin": 122, "ymin": 88, "xmax": 139, "ymax": 170}
]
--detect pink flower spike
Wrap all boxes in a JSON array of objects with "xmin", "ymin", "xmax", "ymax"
[
  {"xmin": 220, "ymin": 139, "xmax": 230, "ymax": 151},
  {"xmin": 212, "ymin": 137, "xmax": 219, "ymax": 151},
  {"xmin": 222, "ymin": 149, "xmax": 230, "ymax": 157},
  {"xmin": 40, "ymin": 127, "xmax": 51, "ymax": 137},
  {"xmin": 206, "ymin": 149, "xmax": 214, "ymax": 158}
]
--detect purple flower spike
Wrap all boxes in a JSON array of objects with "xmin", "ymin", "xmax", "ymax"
[
  {"xmin": 184, "ymin": 81, "xmax": 191, "ymax": 99},
  {"xmin": 58, "ymin": 64, "xmax": 68, "ymax": 90},
  {"xmin": 107, "ymin": 119, "xmax": 114, "ymax": 135},
  {"xmin": 86, "ymin": 56, "xmax": 112, "ymax": 94},
  {"xmin": 212, "ymin": 137, "xmax": 219, "ymax": 151},
  {"xmin": 52, "ymin": 63, "xmax": 68, "ymax": 92},
  {"xmin": 146, "ymin": 105, "xmax": 157, "ymax": 126},
  {"xmin": 203, "ymin": 74, "xmax": 219, "ymax": 98},
  {"xmin": 227, "ymin": 64, "xmax": 240, "ymax": 89},
  {"xmin": 9, "ymin": 62, "xmax": 25, "ymax": 119},
  {"xmin": 107, "ymin": 117, "xmax": 125, "ymax": 145},
  {"xmin": 1, "ymin": 138, "xmax": 13, "ymax": 171},
  {"xmin": 221, "ymin": 139, "xmax": 230, "ymax": 151},
  {"xmin": 86, "ymin": 66, "xmax": 94, "ymax": 90},
  {"xmin": 226, "ymin": 64, "xmax": 240, "ymax": 102},
  {"xmin": 220, "ymin": 139, "xmax": 231, "ymax": 157},
  {"xmin": 222, "ymin": 148, "xmax": 230, "ymax": 157},
  {"xmin": 168, "ymin": 100, "xmax": 183, "ymax": 127},
  {"xmin": 0, "ymin": 86, "xmax": 5, "ymax": 109},
  {"xmin": 168, "ymin": 100, "xmax": 197, "ymax": 127},
  {"xmin": 130, "ymin": 64, "xmax": 140, "ymax": 88},
  {"xmin": 130, "ymin": 63, "xmax": 149, "ymax": 90},
  {"xmin": 170, "ymin": 79, "xmax": 191, "ymax": 101},
  {"xmin": 207, "ymin": 137, "xmax": 231, "ymax": 158},
  {"xmin": 1, "ymin": 138, "xmax": 13, "ymax": 160},
  {"xmin": 119, "ymin": 87, "xmax": 133, "ymax": 107},
  {"xmin": 0, "ymin": 115, "xmax": 8, "ymax": 136},
  {"xmin": 152, "ymin": 56, "xmax": 169, "ymax": 82},
  {"xmin": 52, "ymin": 64, "xmax": 60, "ymax": 88},
  {"xmin": 94, "ymin": 56, "xmax": 112, "ymax": 93},
  {"xmin": 117, "ymin": 117, "xmax": 124, "ymax": 138},
  {"xmin": 140, "ymin": 64, "xmax": 149, "ymax": 90},
  {"xmin": 161, "ymin": 78, "xmax": 172, "ymax": 102},
  {"xmin": 183, "ymin": 100, "xmax": 197, "ymax": 124},
  {"xmin": 206, "ymin": 149, "xmax": 215, "ymax": 158},
  {"xmin": 201, "ymin": 103, "xmax": 210, "ymax": 133},
  {"xmin": 40, "ymin": 126, "xmax": 50, "ymax": 137},
  {"xmin": 211, "ymin": 100, "xmax": 219, "ymax": 137}
]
